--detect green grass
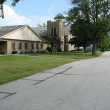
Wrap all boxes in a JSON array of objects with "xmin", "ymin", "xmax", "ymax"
[
  {"xmin": 0, "ymin": 51, "xmax": 103, "ymax": 85},
  {"xmin": 31, "ymin": 50, "xmax": 103, "ymax": 59},
  {"xmin": 0, "ymin": 55, "xmax": 74, "ymax": 85}
]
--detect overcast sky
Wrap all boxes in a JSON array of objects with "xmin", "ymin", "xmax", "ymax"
[{"xmin": 0, "ymin": 0, "xmax": 72, "ymax": 27}]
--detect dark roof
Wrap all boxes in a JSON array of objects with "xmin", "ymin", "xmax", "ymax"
[
  {"xmin": 32, "ymin": 27, "xmax": 50, "ymax": 43},
  {"xmin": 0, "ymin": 25, "xmax": 25, "ymax": 37},
  {"xmin": 32, "ymin": 27, "xmax": 47, "ymax": 36}
]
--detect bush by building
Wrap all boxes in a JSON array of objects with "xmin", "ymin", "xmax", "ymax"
[
  {"xmin": 0, "ymin": 51, "xmax": 5, "ymax": 54},
  {"xmin": 46, "ymin": 47, "xmax": 53, "ymax": 53},
  {"xmin": 57, "ymin": 48, "xmax": 62, "ymax": 52},
  {"xmin": 12, "ymin": 51, "xmax": 17, "ymax": 54}
]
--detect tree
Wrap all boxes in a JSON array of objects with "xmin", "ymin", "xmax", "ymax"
[
  {"xmin": 43, "ymin": 23, "xmax": 46, "ymax": 27},
  {"xmin": 69, "ymin": 18, "xmax": 91, "ymax": 53},
  {"xmin": 68, "ymin": 0, "xmax": 110, "ymax": 55},
  {"xmin": 0, "ymin": 0, "xmax": 21, "ymax": 18},
  {"xmin": 48, "ymin": 36, "xmax": 61, "ymax": 50},
  {"xmin": 37, "ymin": 24, "xmax": 42, "ymax": 27},
  {"xmin": 55, "ymin": 0, "xmax": 110, "ymax": 55},
  {"xmin": 37, "ymin": 23, "xmax": 47, "ymax": 27},
  {"xmin": 54, "ymin": 13, "xmax": 65, "ymax": 20},
  {"xmin": 41, "ymin": 35, "xmax": 61, "ymax": 51},
  {"xmin": 98, "ymin": 34, "xmax": 110, "ymax": 51}
]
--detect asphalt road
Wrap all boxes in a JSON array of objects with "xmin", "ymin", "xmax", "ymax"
[{"xmin": 0, "ymin": 52, "xmax": 110, "ymax": 110}]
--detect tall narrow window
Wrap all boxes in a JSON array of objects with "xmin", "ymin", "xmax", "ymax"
[
  {"xmin": 41, "ymin": 44, "xmax": 43, "ymax": 50},
  {"xmin": 31, "ymin": 44, "xmax": 34, "ymax": 50},
  {"xmin": 25, "ymin": 43, "xmax": 28, "ymax": 50},
  {"xmin": 19, "ymin": 43, "xmax": 22, "ymax": 50},
  {"xmin": 36, "ymin": 44, "xmax": 39, "ymax": 50},
  {"xmin": 62, "ymin": 28, "xmax": 64, "ymax": 36},
  {"xmin": 12, "ymin": 43, "xmax": 15, "ymax": 50},
  {"xmin": 51, "ymin": 26, "xmax": 56, "ymax": 36}
]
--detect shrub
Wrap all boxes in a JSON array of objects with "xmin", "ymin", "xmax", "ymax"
[
  {"xmin": 0, "ymin": 51, "xmax": 5, "ymax": 54},
  {"xmin": 53, "ymin": 49, "xmax": 57, "ymax": 52},
  {"xmin": 20, "ymin": 51, "xmax": 24, "ymax": 54},
  {"xmin": 40, "ymin": 50, "xmax": 47, "ymax": 53},
  {"xmin": 46, "ymin": 47, "xmax": 53, "ymax": 53},
  {"xmin": 71, "ymin": 50, "xmax": 75, "ymax": 52},
  {"xmin": 36, "ymin": 51, "xmax": 40, "ymax": 54},
  {"xmin": 30, "ymin": 51, "xmax": 33, "ymax": 54},
  {"xmin": 24, "ymin": 51, "xmax": 29, "ymax": 54},
  {"xmin": 12, "ymin": 51, "xmax": 17, "ymax": 54},
  {"xmin": 57, "ymin": 48, "xmax": 62, "ymax": 52}
]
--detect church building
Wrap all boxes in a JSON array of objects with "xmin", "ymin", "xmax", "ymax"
[
  {"xmin": 33, "ymin": 20, "xmax": 74, "ymax": 51},
  {"xmin": 0, "ymin": 20, "xmax": 74, "ymax": 54}
]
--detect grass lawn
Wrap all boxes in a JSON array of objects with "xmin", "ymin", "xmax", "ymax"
[
  {"xmin": 30, "ymin": 50, "xmax": 103, "ymax": 59},
  {"xmin": 0, "ymin": 51, "xmax": 103, "ymax": 85}
]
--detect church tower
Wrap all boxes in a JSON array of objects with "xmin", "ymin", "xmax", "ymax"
[{"xmin": 47, "ymin": 20, "xmax": 66, "ymax": 51}]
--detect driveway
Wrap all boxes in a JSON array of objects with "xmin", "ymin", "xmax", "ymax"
[{"xmin": 0, "ymin": 52, "xmax": 110, "ymax": 110}]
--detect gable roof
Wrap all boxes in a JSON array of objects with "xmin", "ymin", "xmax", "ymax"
[
  {"xmin": 0, "ymin": 25, "xmax": 25, "ymax": 37},
  {"xmin": 0, "ymin": 25, "xmax": 46, "ymax": 42}
]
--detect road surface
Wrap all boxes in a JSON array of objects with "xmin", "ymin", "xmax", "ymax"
[{"xmin": 0, "ymin": 52, "xmax": 110, "ymax": 110}]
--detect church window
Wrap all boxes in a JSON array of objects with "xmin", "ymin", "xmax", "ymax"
[
  {"xmin": 51, "ymin": 26, "xmax": 56, "ymax": 36},
  {"xmin": 12, "ymin": 43, "xmax": 15, "ymax": 50},
  {"xmin": 31, "ymin": 43, "xmax": 34, "ymax": 50},
  {"xmin": 41, "ymin": 44, "xmax": 43, "ymax": 50},
  {"xmin": 36, "ymin": 44, "xmax": 39, "ymax": 50},
  {"xmin": 19, "ymin": 43, "xmax": 22, "ymax": 50},
  {"xmin": 25, "ymin": 43, "xmax": 28, "ymax": 50}
]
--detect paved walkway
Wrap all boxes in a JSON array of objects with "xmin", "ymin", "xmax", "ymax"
[{"xmin": 0, "ymin": 52, "xmax": 110, "ymax": 110}]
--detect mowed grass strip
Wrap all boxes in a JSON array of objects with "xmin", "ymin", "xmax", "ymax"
[
  {"xmin": 31, "ymin": 50, "xmax": 103, "ymax": 59},
  {"xmin": 0, "ymin": 55, "xmax": 74, "ymax": 85},
  {"xmin": 0, "ymin": 51, "xmax": 103, "ymax": 85}
]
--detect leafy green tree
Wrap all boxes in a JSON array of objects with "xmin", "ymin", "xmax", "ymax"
[
  {"xmin": 41, "ymin": 35, "xmax": 61, "ymax": 51},
  {"xmin": 37, "ymin": 24, "xmax": 42, "ymax": 27},
  {"xmin": 54, "ymin": 13, "xmax": 65, "ymax": 20},
  {"xmin": 48, "ymin": 36, "xmax": 61, "ymax": 50},
  {"xmin": 69, "ymin": 18, "xmax": 91, "ymax": 53},
  {"xmin": 0, "ymin": 0, "xmax": 21, "ymax": 18},
  {"xmin": 55, "ymin": 0, "xmax": 110, "ymax": 55},
  {"xmin": 68, "ymin": 0, "xmax": 110, "ymax": 55},
  {"xmin": 43, "ymin": 23, "xmax": 47, "ymax": 27},
  {"xmin": 98, "ymin": 34, "xmax": 110, "ymax": 51},
  {"xmin": 37, "ymin": 23, "xmax": 47, "ymax": 27}
]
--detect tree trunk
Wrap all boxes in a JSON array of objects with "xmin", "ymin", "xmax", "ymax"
[
  {"xmin": 83, "ymin": 46, "xmax": 87, "ymax": 53},
  {"xmin": 77, "ymin": 46, "xmax": 80, "ymax": 50},
  {"xmin": 92, "ymin": 42, "xmax": 97, "ymax": 55}
]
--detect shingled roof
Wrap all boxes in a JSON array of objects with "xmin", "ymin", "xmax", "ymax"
[
  {"xmin": 32, "ymin": 27, "xmax": 47, "ymax": 36},
  {"xmin": 0, "ymin": 25, "xmax": 25, "ymax": 37},
  {"xmin": 32, "ymin": 27, "xmax": 50, "ymax": 43}
]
